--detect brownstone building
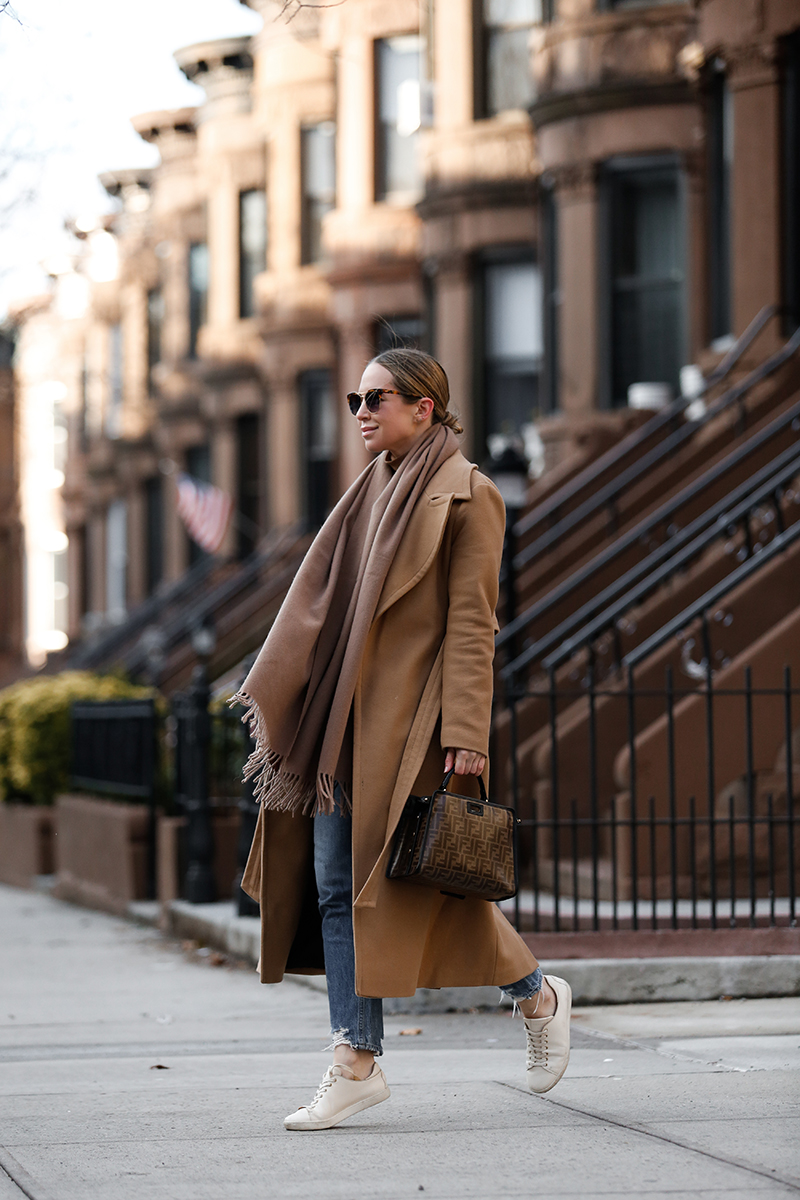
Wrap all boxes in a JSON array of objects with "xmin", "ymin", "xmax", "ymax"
[{"xmin": 7, "ymin": 0, "xmax": 799, "ymax": 694}]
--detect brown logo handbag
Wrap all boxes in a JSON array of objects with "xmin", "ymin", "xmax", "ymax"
[{"xmin": 386, "ymin": 768, "xmax": 518, "ymax": 901}]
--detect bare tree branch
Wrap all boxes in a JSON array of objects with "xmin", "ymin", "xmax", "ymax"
[
  {"xmin": 275, "ymin": 0, "xmax": 346, "ymax": 25},
  {"xmin": 0, "ymin": 2, "xmax": 22, "ymax": 23}
]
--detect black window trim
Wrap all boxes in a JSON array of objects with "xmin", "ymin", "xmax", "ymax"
[{"xmin": 598, "ymin": 151, "xmax": 689, "ymax": 410}]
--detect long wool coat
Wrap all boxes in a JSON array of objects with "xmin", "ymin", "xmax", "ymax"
[{"xmin": 242, "ymin": 449, "xmax": 538, "ymax": 998}]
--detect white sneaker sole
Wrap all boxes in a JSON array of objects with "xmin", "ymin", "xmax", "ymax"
[{"xmin": 284, "ymin": 1084, "xmax": 391, "ymax": 1130}]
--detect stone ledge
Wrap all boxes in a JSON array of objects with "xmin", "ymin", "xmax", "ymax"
[{"xmin": 156, "ymin": 899, "xmax": 800, "ymax": 1010}]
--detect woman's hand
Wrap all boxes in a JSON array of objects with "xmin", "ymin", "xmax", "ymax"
[{"xmin": 444, "ymin": 748, "xmax": 486, "ymax": 776}]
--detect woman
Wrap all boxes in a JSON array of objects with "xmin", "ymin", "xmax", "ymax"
[{"xmin": 237, "ymin": 348, "xmax": 571, "ymax": 1131}]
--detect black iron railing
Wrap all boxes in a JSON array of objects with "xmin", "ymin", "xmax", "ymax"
[
  {"xmin": 70, "ymin": 699, "xmax": 159, "ymax": 897},
  {"xmin": 539, "ymin": 449, "xmax": 800, "ymax": 678},
  {"xmin": 502, "ymin": 667, "xmax": 799, "ymax": 935},
  {"xmin": 512, "ymin": 304, "xmax": 776, "ymax": 543},
  {"xmin": 512, "ymin": 312, "xmax": 797, "ymax": 573},
  {"xmin": 501, "ymin": 401, "xmax": 800, "ymax": 677},
  {"xmin": 499, "ymin": 322, "xmax": 800, "ymax": 675}
]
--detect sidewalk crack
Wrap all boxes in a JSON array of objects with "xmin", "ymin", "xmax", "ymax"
[{"xmin": 496, "ymin": 1082, "xmax": 800, "ymax": 1193}]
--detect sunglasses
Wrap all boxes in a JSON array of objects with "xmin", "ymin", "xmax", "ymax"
[{"xmin": 346, "ymin": 388, "xmax": 419, "ymax": 416}]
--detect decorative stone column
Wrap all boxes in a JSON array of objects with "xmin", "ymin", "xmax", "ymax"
[
  {"xmin": 267, "ymin": 374, "xmax": 302, "ymax": 528},
  {"xmin": 550, "ymin": 162, "xmax": 598, "ymax": 420},
  {"xmin": 726, "ymin": 43, "xmax": 781, "ymax": 343},
  {"xmin": 432, "ymin": 253, "xmax": 475, "ymax": 459}
]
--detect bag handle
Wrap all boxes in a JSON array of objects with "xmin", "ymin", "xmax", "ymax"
[{"xmin": 440, "ymin": 767, "xmax": 488, "ymax": 803}]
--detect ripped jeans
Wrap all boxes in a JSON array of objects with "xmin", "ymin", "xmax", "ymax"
[{"xmin": 313, "ymin": 797, "xmax": 543, "ymax": 1057}]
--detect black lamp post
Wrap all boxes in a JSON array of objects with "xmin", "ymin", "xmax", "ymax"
[{"xmin": 177, "ymin": 617, "xmax": 217, "ymax": 904}]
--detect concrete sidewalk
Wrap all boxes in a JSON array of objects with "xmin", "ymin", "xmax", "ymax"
[{"xmin": 1, "ymin": 884, "xmax": 799, "ymax": 1200}]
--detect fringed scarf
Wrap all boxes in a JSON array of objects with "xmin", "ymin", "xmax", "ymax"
[{"xmin": 234, "ymin": 423, "xmax": 459, "ymax": 816}]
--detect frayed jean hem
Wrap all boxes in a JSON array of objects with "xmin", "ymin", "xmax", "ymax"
[
  {"xmin": 499, "ymin": 966, "xmax": 544, "ymax": 1003},
  {"xmin": 325, "ymin": 1027, "xmax": 384, "ymax": 1057}
]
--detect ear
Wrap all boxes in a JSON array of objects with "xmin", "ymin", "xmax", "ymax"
[{"xmin": 417, "ymin": 397, "xmax": 434, "ymax": 421}]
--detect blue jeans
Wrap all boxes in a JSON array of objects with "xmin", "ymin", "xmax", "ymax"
[{"xmin": 313, "ymin": 798, "xmax": 542, "ymax": 1056}]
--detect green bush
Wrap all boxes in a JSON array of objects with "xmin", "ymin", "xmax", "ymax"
[{"xmin": 0, "ymin": 672, "xmax": 158, "ymax": 806}]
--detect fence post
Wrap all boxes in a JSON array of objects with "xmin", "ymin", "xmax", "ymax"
[{"xmin": 177, "ymin": 664, "xmax": 216, "ymax": 904}]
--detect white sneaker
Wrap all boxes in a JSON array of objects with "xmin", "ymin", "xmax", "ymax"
[
  {"xmin": 284, "ymin": 1063, "xmax": 391, "ymax": 1130},
  {"xmin": 524, "ymin": 974, "xmax": 572, "ymax": 1094}
]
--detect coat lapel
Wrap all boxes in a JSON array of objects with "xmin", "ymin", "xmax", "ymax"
[{"xmin": 375, "ymin": 453, "xmax": 475, "ymax": 621}]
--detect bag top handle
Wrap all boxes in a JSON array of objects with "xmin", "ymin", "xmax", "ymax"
[{"xmin": 439, "ymin": 767, "xmax": 488, "ymax": 802}]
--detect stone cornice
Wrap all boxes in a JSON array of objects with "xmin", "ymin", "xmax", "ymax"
[
  {"xmin": 530, "ymin": 79, "xmax": 694, "ymax": 129},
  {"xmin": 174, "ymin": 37, "xmax": 254, "ymax": 122},
  {"xmin": 417, "ymin": 177, "xmax": 537, "ymax": 219}
]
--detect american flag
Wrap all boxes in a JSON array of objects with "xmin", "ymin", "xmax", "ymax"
[{"xmin": 175, "ymin": 473, "xmax": 233, "ymax": 554}]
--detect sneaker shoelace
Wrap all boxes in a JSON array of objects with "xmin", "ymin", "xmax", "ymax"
[
  {"xmin": 306, "ymin": 1071, "xmax": 337, "ymax": 1110},
  {"xmin": 525, "ymin": 1027, "xmax": 549, "ymax": 1070}
]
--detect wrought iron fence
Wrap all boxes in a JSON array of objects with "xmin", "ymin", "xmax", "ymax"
[
  {"xmin": 70, "ymin": 699, "xmax": 159, "ymax": 897},
  {"xmin": 501, "ymin": 665, "xmax": 799, "ymax": 934}
]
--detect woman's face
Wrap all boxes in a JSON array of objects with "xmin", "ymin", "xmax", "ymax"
[{"xmin": 352, "ymin": 362, "xmax": 433, "ymax": 458}]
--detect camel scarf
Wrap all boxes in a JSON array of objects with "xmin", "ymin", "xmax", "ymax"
[{"xmin": 234, "ymin": 423, "xmax": 459, "ymax": 816}]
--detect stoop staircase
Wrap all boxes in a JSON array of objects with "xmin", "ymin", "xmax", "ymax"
[
  {"xmin": 494, "ymin": 310, "xmax": 800, "ymax": 942},
  {"xmin": 56, "ymin": 525, "xmax": 312, "ymax": 694}
]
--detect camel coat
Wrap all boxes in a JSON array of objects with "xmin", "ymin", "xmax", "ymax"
[{"xmin": 241, "ymin": 449, "xmax": 538, "ymax": 997}]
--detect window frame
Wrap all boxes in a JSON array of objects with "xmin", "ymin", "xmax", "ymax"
[
  {"xmin": 541, "ymin": 178, "xmax": 560, "ymax": 414},
  {"xmin": 144, "ymin": 475, "xmax": 164, "ymax": 596},
  {"xmin": 477, "ymin": 245, "xmax": 544, "ymax": 453},
  {"xmin": 188, "ymin": 241, "xmax": 209, "ymax": 360},
  {"xmin": 599, "ymin": 153, "xmax": 688, "ymax": 410},
  {"xmin": 300, "ymin": 122, "xmax": 336, "ymax": 266},
  {"xmin": 238, "ymin": 188, "xmax": 267, "ymax": 320},
  {"xmin": 374, "ymin": 34, "xmax": 423, "ymax": 203},
  {"xmin": 474, "ymin": 0, "xmax": 542, "ymax": 120},
  {"xmin": 299, "ymin": 369, "xmax": 336, "ymax": 530},
  {"xmin": 707, "ymin": 62, "xmax": 733, "ymax": 344}
]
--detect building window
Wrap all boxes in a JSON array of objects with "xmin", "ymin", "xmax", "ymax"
[
  {"xmin": 375, "ymin": 36, "xmax": 422, "ymax": 201},
  {"xmin": 236, "ymin": 413, "xmax": 261, "ymax": 559},
  {"xmin": 783, "ymin": 31, "xmax": 800, "ymax": 332},
  {"xmin": 53, "ymin": 548, "xmax": 69, "ymax": 640},
  {"xmin": 708, "ymin": 64, "xmax": 733, "ymax": 345},
  {"xmin": 105, "ymin": 499, "xmax": 127, "ymax": 622},
  {"xmin": 301, "ymin": 123, "xmax": 336, "ymax": 265},
  {"xmin": 375, "ymin": 314, "xmax": 426, "ymax": 354},
  {"xmin": 145, "ymin": 476, "xmax": 163, "ymax": 595},
  {"xmin": 482, "ymin": 255, "xmax": 543, "ymax": 449},
  {"xmin": 188, "ymin": 242, "xmax": 208, "ymax": 359},
  {"xmin": 147, "ymin": 287, "xmax": 164, "ymax": 387},
  {"xmin": 478, "ymin": 0, "xmax": 540, "ymax": 118},
  {"xmin": 541, "ymin": 180, "xmax": 559, "ymax": 413},
  {"xmin": 186, "ymin": 443, "xmax": 211, "ymax": 566},
  {"xmin": 239, "ymin": 189, "xmax": 267, "ymax": 319},
  {"xmin": 299, "ymin": 370, "xmax": 336, "ymax": 529},
  {"xmin": 106, "ymin": 322, "xmax": 123, "ymax": 438},
  {"xmin": 603, "ymin": 157, "xmax": 686, "ymax": 408}
]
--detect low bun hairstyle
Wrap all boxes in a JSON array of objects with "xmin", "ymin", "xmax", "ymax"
[{"xmin": 371, "ymin": 347, "xmax": 463, "ymax": 436}]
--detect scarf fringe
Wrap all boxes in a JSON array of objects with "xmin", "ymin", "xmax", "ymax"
[{"xmin": 231, "ymin": 690, "xmax": 350, "ymax": 817}]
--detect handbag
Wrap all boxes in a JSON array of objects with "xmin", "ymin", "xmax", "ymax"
[{"xmin": 386, "ymin": 768, "xmax": 518, "ymax": 901}]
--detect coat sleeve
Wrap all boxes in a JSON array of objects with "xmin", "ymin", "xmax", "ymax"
[{"xmin": 440, "ymin": 473, "xmax": 506, "ymax": 756}]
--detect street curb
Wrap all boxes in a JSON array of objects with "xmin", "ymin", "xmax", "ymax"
[{"xmin": 157, "ymin": 899, "xmax": 800, "ymax": 1009}]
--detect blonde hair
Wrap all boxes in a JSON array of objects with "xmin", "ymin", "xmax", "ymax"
[{"xmin": 371, "ymin": 347, "xmax": 463, "ymax": 435}]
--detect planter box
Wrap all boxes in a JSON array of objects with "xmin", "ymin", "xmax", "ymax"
[
  {"xmin": 0, "ymin": 804, "xmax": 54, "ymax": 888},
  {"xmin": 52, "ymin": 794, "xmax": 149, "ymax": 914}
]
